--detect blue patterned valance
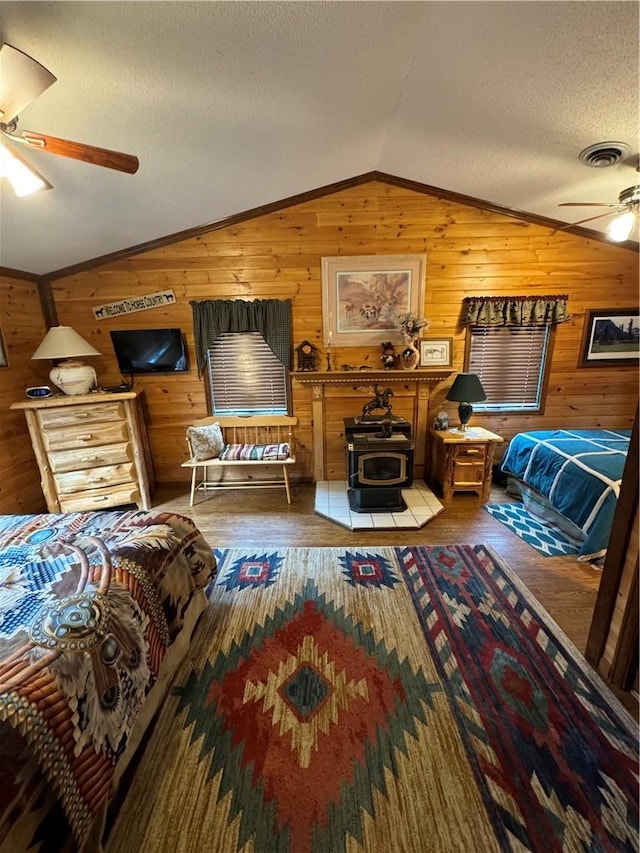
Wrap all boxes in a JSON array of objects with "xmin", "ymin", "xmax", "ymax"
[{"xmin": 461, "ymin": 295, "xmax": 570, "ymax": 326}]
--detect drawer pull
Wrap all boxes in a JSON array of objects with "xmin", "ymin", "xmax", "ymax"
[{"xmin": 77, "ymin": 434, "xmax": 93, "ymax": 441}]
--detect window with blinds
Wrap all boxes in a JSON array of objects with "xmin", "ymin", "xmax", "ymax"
[
  {"xmin": 207, "ymin": 332, "xmax": 290, "ymax": 415},
  {"xmin": 467, "ymin": 325, "xmax": 552, "ymax": 412}
]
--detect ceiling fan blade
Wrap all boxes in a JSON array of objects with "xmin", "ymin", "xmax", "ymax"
[
  {"xmin": 562, "ymin": 210, "xmax": 620, "ymax": 228},
  {"xmin": 0, "ymin": 44, "xmax": 56, "ymax": 122},
  {"xmin": 21, "ymin": 131, "xmax": 139, "ymax": 174},
  {"xmin": 558, "ymin": 202, "xmax": 623, "ymax": 208}
]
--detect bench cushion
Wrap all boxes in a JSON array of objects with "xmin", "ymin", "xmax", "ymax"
[
  {"xmin": 218, "ymin": 442, "xmax": 290, "ymax": 462},
  {"xmin": 187, "ymin": 422, "xmax": 224, "ymax": 460}
]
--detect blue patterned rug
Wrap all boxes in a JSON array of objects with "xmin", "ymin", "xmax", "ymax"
[{"xmin": 484, "ymin": 502, "xmax": 580, "ymax": 557}]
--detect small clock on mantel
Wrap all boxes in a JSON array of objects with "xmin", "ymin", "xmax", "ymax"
[{"xmin": 295, "ymin": 340, "xmax": 318, "ymax": 372}]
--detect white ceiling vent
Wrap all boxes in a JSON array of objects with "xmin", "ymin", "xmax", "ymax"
[{"xmin": 578, "ymin": 142, "xmax": 631, "ymax": 168}]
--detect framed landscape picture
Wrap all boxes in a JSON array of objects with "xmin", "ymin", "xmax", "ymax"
[
  {"xmin": 321, "ymin": 254, "xmax": 426, "ymax": 346},
  {"xmin": 579, "ymin": 308, "xmax": 640, "ymax": 367}
]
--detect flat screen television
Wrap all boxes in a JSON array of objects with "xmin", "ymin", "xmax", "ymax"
[{"xmin": 110, "ymin": 328, "xmax": 189, "ymax": 374}]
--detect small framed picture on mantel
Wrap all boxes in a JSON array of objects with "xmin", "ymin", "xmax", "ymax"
[{"xmin": 419, "ymin": 337, "xmax": 453, "ymax": 368}]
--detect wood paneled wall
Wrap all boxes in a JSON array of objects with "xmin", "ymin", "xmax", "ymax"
[
  {"xmin": 2, "ymin": 180, "xmax": 638, "ymax": 495},
  {"xmin": 0, "ymin": 275, "xmax": 49, "ymax": 513}
]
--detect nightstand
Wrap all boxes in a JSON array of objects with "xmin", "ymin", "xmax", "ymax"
[{"xmin": 426, "ymin": 427, "xmax": 503, "ymax": 502}]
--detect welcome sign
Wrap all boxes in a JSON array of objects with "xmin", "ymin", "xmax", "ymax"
[{"xmin": 92, "ymin": 290, "xmax": 176, "ymax": 320}]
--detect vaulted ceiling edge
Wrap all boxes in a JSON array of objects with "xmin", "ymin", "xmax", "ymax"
[{"xmin": 2, "ymin": 171, "xmax": 638, "ymax": 282}]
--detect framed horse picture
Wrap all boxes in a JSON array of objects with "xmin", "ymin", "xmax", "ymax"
[{"xmin": 419, "ymin": 337, "xmax": 453, "ymax": 368}]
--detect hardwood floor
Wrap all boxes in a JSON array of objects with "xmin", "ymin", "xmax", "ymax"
[{"xmin": 154, "ymin": 480, "xmax": 602, "ymax": 653}]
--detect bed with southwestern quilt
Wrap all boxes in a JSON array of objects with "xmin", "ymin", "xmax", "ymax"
[
  {"xmin": 0, "ymin": 509, "xmax": 216, "ymax": 853},
  {"xmin": 106, "ymin": 545, "xmax": 638, "ymax": 853},
  {"xmin": 500, "ymin": 428, "xmax": 630, "ymax": 561}
]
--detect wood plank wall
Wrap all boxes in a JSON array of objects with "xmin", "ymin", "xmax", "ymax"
[
  {"xmin": 0, "ymin": 274, "xmax": 49, "ymax": 513},
  {"xmin": 2, "ymin": 180, "xmax": 638, "ymax": 497}
]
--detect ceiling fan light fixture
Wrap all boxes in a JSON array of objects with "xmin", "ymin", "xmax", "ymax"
[
  {"xmin": 606, "ymin": 210, "xmax": 636, "ymax": 242},
  {"xmin": 618, "ymin": 185, "xmax": 640, "ymax": 206},
  {"xmin": 0, "ymin": 140, "xmax": 51, "ymax": 196},
  {"xmin": 0, "ymin": 44, "xmax": 56, "ymax": 124}
]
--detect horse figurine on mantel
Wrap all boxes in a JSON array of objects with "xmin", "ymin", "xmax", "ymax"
[{"xmin": 361, "ymin": 385, "xmax": 394, "ymax": 419}]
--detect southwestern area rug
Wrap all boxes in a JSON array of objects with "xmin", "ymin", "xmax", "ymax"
[{"xmin": 106, "ymin": 545, "xmax": 639, "ymax": 853}]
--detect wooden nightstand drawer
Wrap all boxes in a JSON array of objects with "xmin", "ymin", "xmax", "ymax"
[
  {"xmin": 452, "ymin": 444, "xmax": 485, "ymax": 458},
  {"xmin": 452, "ymin": 460, "xmax": 485, "ymax": 486}
]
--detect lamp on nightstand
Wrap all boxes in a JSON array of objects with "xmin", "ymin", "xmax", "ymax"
[
  {"xmin": 32, "ymin": 326, "xmax": 100, "ymax": 395},
  {"xmin": 446, "ymin": 372, "xmax": 487, "ymax": 431}
]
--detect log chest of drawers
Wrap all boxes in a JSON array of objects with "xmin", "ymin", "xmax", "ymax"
[{"xmin": 11, "ymin": 391, "xmax": 154, "ymax": 513}]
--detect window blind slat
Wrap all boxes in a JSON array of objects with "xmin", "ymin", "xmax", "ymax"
[
  {"xmin": 207, "ymin": 332, "xmax": 289, "ymax": 415},
  {"xmin": 468, "ymin": 325, "xmax": 549, "ymax": 412}
]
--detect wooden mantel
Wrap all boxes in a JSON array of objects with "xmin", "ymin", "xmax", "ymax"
[{"xmin": 294, "ymin": 369, "xmax": 454, "ymax": 482}]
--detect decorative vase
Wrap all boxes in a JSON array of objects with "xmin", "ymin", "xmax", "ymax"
[
  {"xmin": 49, "ymin": 360, "xmax": 97, "ymax": 395},
  {"xmin": 400, "ymin": 334, "xmax": 420, "ymax": 370}
]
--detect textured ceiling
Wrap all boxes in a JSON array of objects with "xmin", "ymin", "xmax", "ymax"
[{"xmin": 1, "ymin": 1, "xmax": 638, "ymax": 277}]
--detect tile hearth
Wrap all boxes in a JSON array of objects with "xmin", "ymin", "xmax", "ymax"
[{"xmin": 314, "ymin": 481, "xmax": 444, "ymax": 530}]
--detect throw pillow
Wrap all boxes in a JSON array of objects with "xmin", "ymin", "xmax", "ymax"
[{"xmin": 187, "ymin": 422, "xmax": 224, "ymax": 461}]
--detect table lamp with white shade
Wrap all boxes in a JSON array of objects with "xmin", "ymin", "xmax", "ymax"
[{"xmin": 32, "ymin": 326, "xmax": 100, "ymax": 395}]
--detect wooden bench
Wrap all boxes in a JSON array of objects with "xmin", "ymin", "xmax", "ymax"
[{"xmin": 181, "ymin": 415, "xmax": 297, "ymax": 507}]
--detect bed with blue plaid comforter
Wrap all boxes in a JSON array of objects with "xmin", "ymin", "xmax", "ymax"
[{"xmin": 500, "ymin": 428, "xmax": 631, "ymax": 560}]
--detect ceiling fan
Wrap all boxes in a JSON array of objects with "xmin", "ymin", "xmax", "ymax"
[
  {"xmin": 0, "ymin": 43, "xmax": 138, "ymax": 194},
  {"xmin": 558, "ymin": 184, "xmax": 640, "ymax": 242}
]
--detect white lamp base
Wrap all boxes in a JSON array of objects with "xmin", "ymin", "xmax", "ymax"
[{"xmin": 49, "ymin": 361, "xmax": 97, "ymax": 395}]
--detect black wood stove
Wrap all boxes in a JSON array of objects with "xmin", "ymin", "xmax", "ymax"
[{"xmin": 344, "ymin": 417, "xmax": 415, "ymax": 513}]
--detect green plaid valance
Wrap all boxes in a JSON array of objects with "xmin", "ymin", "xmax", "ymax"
[
  {"xmin": 461, "ymin": 295, "xmax": 570, "ymax": 326},
  {"xmin": 190, "ymin": 298, "xmax": 292, "ymax": 376}
]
